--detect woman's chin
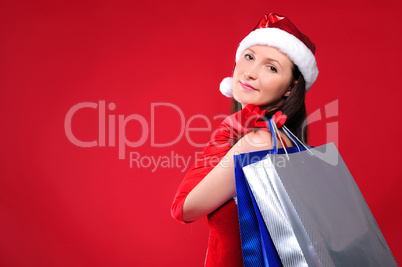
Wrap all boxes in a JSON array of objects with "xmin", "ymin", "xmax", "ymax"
[
  {"xmin": 235, "ymin": 98, "xmax": 259, "ymax": 108},
  {"xmin": 234, "ymin": 94, "xmax": 253, "ymax": 106}
]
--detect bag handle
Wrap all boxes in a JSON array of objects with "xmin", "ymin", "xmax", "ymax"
[
  {"xmin": 267, "ymin": 117, "xmax": 278, "ymax": 153},
  {"xmin": 282, "ymin": 127, "xmax": 303, "ymax": 152},
  {"xmin": 282, "ymin": 125, "xmax": 314, "ymax": 157},
  {"xmin": 267, "ymin": 118, "xmax": 314, "ymax": 159}
]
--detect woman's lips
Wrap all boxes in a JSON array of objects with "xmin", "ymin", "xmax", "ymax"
[{"xmin": 239, "ymin": 81, "xmax": 258, "ymax": 91}]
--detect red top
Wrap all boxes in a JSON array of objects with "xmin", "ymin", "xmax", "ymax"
[{"xmin": 205, "ymin": 199, "xmax": 243, "ymax": 266}]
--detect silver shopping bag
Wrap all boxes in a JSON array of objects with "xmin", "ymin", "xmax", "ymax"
[{"xmin": 237, "ymin": 142, "xmax": 397, "ymax": 266}]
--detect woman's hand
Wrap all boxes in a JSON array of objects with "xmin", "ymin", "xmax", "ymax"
[{"xmin": 210, "ymin": 104, "xmax": 268, "ymax": 147}]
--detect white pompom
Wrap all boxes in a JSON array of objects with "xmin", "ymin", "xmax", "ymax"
[{"xmin": 219, "ymin": 77, "xmax": 233, "ymax": 98}]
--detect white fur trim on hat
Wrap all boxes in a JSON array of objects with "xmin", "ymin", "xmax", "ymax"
[
  {"xmin": 235, "ymin": 27, "xmax": 318, "ymax": 91},
  {"xmin": 219, "ymin": 77, "xmax": 233, "ymax": 98}
]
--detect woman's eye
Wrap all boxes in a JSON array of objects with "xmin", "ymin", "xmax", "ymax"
[
  {"xmin": 244, "ymin": 54, "xmax": 254, "ymax": 60},
  {"xmin": 268, "ymin": 66, "xmax": 277, "ymax": 73}
]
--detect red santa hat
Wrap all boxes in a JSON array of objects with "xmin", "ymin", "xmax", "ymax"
[{"xmin": 220, "ymin": 13, "xmax": 319, "ymax": 98}]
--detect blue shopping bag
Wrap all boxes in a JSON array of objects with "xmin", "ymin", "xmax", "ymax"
[{"xmin": 234, "ymin": 118, "xmax": 307, "ymax": 267}]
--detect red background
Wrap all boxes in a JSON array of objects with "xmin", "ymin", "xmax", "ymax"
[{"xmin": 1, "ymin": 0, "xmax": 401, "ymax": 266}]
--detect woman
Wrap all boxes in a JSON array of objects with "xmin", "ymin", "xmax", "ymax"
[{"xmin": 171, "ymin": 13, "xmax": 318, "ymax": 266}]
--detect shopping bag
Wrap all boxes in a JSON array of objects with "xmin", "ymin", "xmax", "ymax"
[{"xmin": 234, "ymin": 119, "xmax": 397, "ymax": 267}]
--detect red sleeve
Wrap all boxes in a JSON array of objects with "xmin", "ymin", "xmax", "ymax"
[{"xmin": 170, "ymin": 140, "xmax": 231, "ymax": 223}]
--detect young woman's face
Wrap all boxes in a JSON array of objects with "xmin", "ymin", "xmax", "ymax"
[{"xmin": 232, "ymin": 45, "xmax": 294, "ymax": 110}]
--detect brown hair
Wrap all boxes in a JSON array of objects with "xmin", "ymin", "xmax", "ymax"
[{"xmin": 231, "ymin": 65, "xmax": 308, "ymax": 144}]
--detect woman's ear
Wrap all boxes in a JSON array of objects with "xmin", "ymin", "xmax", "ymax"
[{"xmin": 284, "ymin": 79, "xmax": 298, "ymax": 97}]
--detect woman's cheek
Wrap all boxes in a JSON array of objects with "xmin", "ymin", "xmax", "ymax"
[
  {"xmin": 232, "ymin": 90, "xmax": 241, "ymax": 104},
  {"xmin": 232, "ymin": 82, "xmax": 240, "ymax": 102}
]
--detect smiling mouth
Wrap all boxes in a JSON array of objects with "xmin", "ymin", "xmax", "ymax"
[{"xmin": 239, "ymin": 81, "xmax": 258, "ymax": 91}]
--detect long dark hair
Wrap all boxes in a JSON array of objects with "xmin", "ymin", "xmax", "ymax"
[{"xmin": 231, "ymin": 65, "xmax": 308, "ymax": 144}]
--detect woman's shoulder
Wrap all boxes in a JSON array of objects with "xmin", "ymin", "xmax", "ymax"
[
  {"xmin": 247, "ymin": 129, "xmax": 274, "ymax": 144},
  {"xmin": 235, "ymin": 130, "xmax": 274, "ymax": 154},
  {"xmin": 236, "ymin": 129, "xmax": 292, "ymax": 153}
]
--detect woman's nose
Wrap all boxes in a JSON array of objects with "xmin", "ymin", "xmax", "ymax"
[{"xmin": 244, "ymin": 64, "xmax": 258, "ymax": 80}]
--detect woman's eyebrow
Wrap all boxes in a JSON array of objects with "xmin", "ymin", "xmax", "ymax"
[
  {"xmin": 245, "ymin": 48, "xmax": 256, "ymax": 54},
  {"xmin": 266, "ymin": 58, "xmax": 282, "ymax": 67}
]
